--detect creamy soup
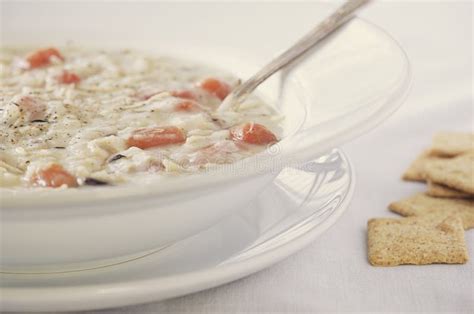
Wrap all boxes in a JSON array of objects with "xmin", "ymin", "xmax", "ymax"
[{"xmin": 0, "ymin": 47, "xmax": 281, "ymax": 188}]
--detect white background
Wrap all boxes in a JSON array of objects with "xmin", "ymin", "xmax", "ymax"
[{"xmin": 79, "ymin": 1, "xmax": 473, "ymax": 313}]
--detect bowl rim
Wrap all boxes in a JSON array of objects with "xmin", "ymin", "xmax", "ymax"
[{"xmin": 0, "ymin": 17, "xmax": 411, "ymax": 211}]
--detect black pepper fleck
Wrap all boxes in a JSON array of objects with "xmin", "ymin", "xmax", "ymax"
[{"xmin": 109, "ymin": 154, "xmax": 126, "ymax": 162}]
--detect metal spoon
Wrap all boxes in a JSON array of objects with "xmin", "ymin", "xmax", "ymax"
[{"xmin": 219, "ymin": 0, "xmax": 371, "ymax": 111}]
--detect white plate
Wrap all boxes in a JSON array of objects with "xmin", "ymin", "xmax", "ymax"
[{"xmin": 1, "ymin": 149, "xmax": 354, "ymax": 312}]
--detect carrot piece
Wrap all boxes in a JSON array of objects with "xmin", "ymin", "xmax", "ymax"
[
  {"xmin": 127, "ymin": 126, "xmax": 186, "ymax": 149},
  {"xmin": 174, "ymin": 101, "xmax": 202, "ymax": 112},
  {"xmin": 170, "ymin": 90, "xmax": 197, "ymax": 100},
  {"xmin": 230, "ymin": 123, "xmax": 277, "ymax": 145},
  {"xmin": 58, "ymin": 71, "xmax": 80, "ymax": 84},
  {"xmin": 26, "ymin": 48, "xmax": 64, "ymax": 69},
  {"xmin": 31, "ymin": 164, "xmax": 78, "ymax": 188},
  {"xmin": 197, "ymin": 78, "xmax": 231, "ymax": 100}
]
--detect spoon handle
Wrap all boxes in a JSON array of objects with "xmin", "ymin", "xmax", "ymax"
[{"xmin": 220, "ymin": 0, "xmax": 370, "ymax": 111}]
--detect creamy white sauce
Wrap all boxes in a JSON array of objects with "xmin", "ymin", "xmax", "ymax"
[{"xmin": 0, "ymin": 47, "xmax": 281, "ymax": 188}]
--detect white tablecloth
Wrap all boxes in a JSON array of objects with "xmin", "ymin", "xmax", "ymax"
[{"xmin": 90, "ymin": 2, "xmax": 473, "ymax": 313}]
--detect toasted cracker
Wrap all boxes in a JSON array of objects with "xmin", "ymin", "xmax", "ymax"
[
  {"xmin": 367, "ymin": 214, "xmax": 468, "ymax": 266},
  {"xmin": 424, "ymin": 153, "xmax": 474, "ymax": 194},
  {"xmin": 402, "ymin": 150, "xmax": 440, "ymax": 182},
  {"xmin": 431, "ymin": 132, "xmax": 474, "ymax": 157},
  {"xmin": 389, "ymin": 193, "xmax": 474, "ymax": 229},
  {"xmin": 427, "ymin": 180, "xmax": 473, "ymax": 199}
]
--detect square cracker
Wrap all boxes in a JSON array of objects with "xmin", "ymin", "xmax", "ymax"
[
  {"xmin": 431, "ymin": 132, "xmax": 474, "ymax": 157},
  {"xmin": 424, "ymin": 153, "xmax": 474, "ymax": 194},
  {"xmin": 367, "ymin": 214, "xmax": 468, "ymax": 266},
  {"xmin": 389, "ymin": 193, "xmax": 474, "ymax": 229},
  {"xmin": 402, "ymin": 150, "xmax": 445, "ymax": 182},
  {"xmin": 426, "ymin": 180, "xmax": 473, "ymax": 199}
]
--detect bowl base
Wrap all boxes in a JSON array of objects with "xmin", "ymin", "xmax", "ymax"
[{"xmin": 0, "ymin": 246, "xmax": 169, "ymax": 274}]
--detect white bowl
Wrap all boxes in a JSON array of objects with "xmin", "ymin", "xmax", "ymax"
[{"xmin": 0, "ymin": 2, "xmax": 410, "ymax": 273}]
